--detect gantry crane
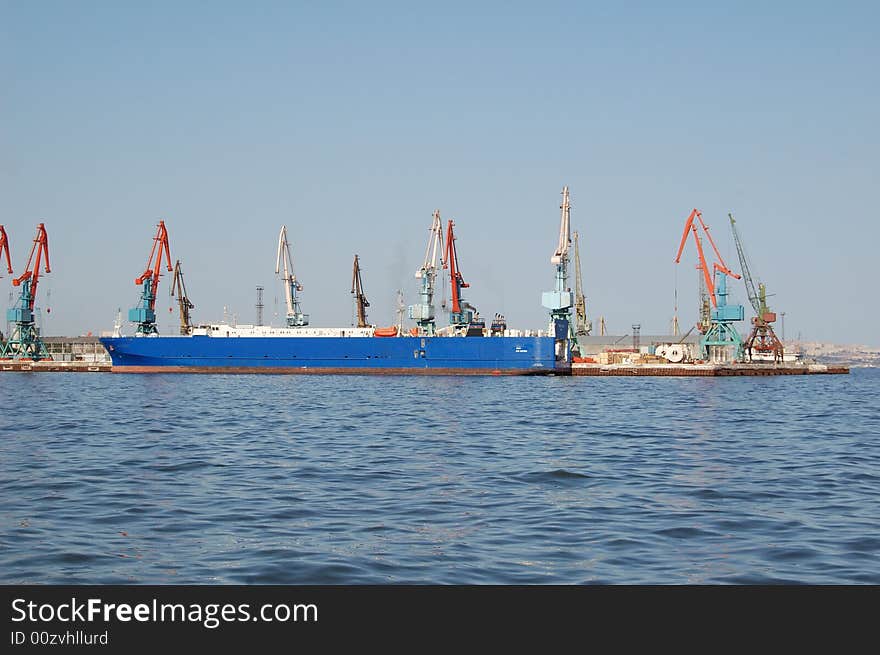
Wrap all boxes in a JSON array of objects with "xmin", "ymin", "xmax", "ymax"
[
  {"xmin": 128, "ymin": 220, "xmax": 172, "ymax": 335},
  {"xmin": 351, "ymin": 254, "xmax": 370, "ymax": 328},
  {"xmin": 170, "ymin": 259, "xmax": 195, "ymax": 335},
  {"xmin": 276, "ymin": 225, "xmax": 308, "ymax": 327},
  {"xmin": 441, "ymin": 219, "xmax": 482, "ymax": 334},
  {"xmin": 572, "ymin": 230, "xmax": 592, "ymax": 337},
  {"xmin": 729, "ymin": 213, "xmax": 784, "ymax": 362},
  {"xmin": 541, "ymin": 187, "xmax": 575, "ymax": 360},
  {"xmin": 674, "ymin": 208, "xmax": 745, "ymax": 362},
  {"xmin": 408, "ymin": 210, "xmax": 444, "ymax": 336},
  {"xmin": 1, "ymin": 223, "xmax": 51, "ymax": 360}
]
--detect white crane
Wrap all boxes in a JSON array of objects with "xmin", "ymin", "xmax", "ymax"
[
  {"xmin": 276, "ymin": 225, "xmax": 309, "ymax": 327},
  {"xmin": 408, "ymin": 210, "xmax": 444, "ymax": 336},
  {"xmin": 551, "ymin": 186, "xmax": 571, "ymax": 266},
  {"xmin": 542, "ymin": 187, "xmax": 574, "ymax": 339}
]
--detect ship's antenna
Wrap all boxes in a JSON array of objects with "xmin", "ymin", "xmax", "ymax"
[
  {"xmin": 112, "ymin": 307, "xmax": 122, "ymax": 337},
  {"xmin": 396, "ymin": 289, "xmax": 405, "ymax": 333}
]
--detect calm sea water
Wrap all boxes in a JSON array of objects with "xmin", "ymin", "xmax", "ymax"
[{"xmin": 1, "ymin": 368, "xmax": 878, "ymax": 584}]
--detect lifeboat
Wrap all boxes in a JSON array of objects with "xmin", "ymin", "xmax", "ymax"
[{"xmin": 374, "ymin": 326, "xmax": 399, "ymax": 337}]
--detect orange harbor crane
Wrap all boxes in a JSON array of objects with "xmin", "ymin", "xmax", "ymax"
[
  {"xmin": 442, "ymin": 219, "xmax": 482, "ymax": 334},
  {"xmin": 129, "ymin": 220, "xmax": 172, "ymax": 335},
  {"xmin": 674, "ymin": 209, "xmax": 745, "ymax": 362},
  {"xmin": 1, "ymin": 223, "xmax": 52, "ymax": 360}
]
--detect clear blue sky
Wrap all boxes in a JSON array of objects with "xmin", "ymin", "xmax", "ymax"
[{"xmin": 2, "ymin": 1, "xmax": 878, "ymax": 345}]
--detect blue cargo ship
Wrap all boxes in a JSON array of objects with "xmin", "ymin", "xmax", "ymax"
[
  {"xmin": 101, "ymin": 189, "xmax": 579, "ymax": 376},
  {"xmin": 100, "ymin": 325, "xmax": 560, "ymax": 375}
]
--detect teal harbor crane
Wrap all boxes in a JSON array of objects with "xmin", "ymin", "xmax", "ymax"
[
  {"xmin": 674, "ymin": 209, "xmax": 745, "ymax": 363},
  {"xmin": 129, "ymin": 220, "xmax": 173, "ymax": 335},
  {"xmin": 541, "ymin": 186, "xmax": 574, "ymax": 362},
  {"xmin": 2, "ymin": 223, "xmax": 52, "ymax": 360},
  {"xmin": 408, "ymin": 210, "xmax": 444, "ymax": 336}
]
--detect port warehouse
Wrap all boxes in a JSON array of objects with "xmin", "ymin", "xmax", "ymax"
[{"xmin": 29, "ymin": 333, "xmax": 698, "ymax": 365}]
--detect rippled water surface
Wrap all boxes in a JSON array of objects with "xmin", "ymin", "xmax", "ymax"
[{"xmin": 2, "ymin": 369, "xmax": 878, "ymax": 583}]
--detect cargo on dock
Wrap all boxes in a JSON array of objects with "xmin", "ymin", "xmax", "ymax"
[{"xmin": 572, "ymin": 362, "xmax": 849, "ymax": 376}]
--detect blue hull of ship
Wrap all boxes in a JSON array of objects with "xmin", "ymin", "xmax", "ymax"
[{"xmin": 99, "ymin": 335, "xmax": 562, "ymax": 374}]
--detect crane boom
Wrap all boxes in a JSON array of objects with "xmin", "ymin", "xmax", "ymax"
[
  {"xmin": 572, "ymin": 231, "xmax": 591, "ymax": 336},
  {"xmin": 728, "ymin": 213, "xmax": 761, "ymax": 315},
  {"xmin": 0, "ymin": 225, "xmax": 12, "ymax": 276},
  {"xmin": 551, "ymin": 187, "xmax": 571, "ymax": 264},
  {"xmin": 12, "ymin": 223, "xmax": 51, "ymax": 311},
  {"xmin": 418, "ymin": 210, "xmax": 444, "ymax": 277},
  {"xmin": 351, "ymin": 254, "xmax": 370, "ymax": 328},
  {"xmin": 442, "ymin": 219, "xmax": 468, "ymax": 316},
  {"xmin": 170, "ymin": 259, "xmax": 195, "ymax": 334},
  {"xmin": 675, "ymin": 209, "xmax": 741, "ymax": 309},
  {"xmin": 134, "ymin": 221, "xmax": 172, "ymax": 309}
]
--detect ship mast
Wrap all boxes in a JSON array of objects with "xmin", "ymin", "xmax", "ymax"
[{"xmin": 276, "ymin": 225, "xmax": 309, "ymax": 327}]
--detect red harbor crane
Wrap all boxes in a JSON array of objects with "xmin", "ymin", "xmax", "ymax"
[
  {"xmin": 129, "ymin": 220, "xmax": 172, "ymax": 335},
  {"xmin": 1, "ymin": 223, "xmax": 52, "ymax": 360},
  {"xmin": 674, "ymin": 209, "xmax": 745, "ymax": 361},
  {"xmin": 442, "ymin": 219, "xmax": 482, "ymax": 334}
]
